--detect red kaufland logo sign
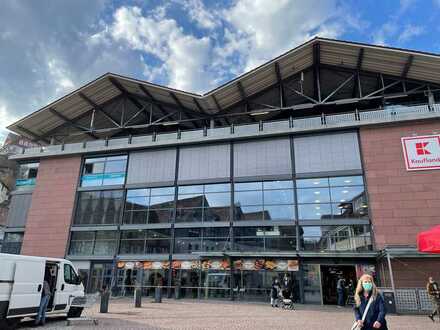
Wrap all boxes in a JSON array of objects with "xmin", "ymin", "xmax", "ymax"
[{"xmin": 401, "ymin": 135, "xmax": 440, "ymax": 171}]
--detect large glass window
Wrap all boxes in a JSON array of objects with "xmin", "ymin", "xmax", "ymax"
[
  {"xmin": 234, "ymin": 181, "xmax": 295, "ymax": 221},
  {"xmin": 176, "ymin": 183, "xmax": 231, "ymax": 223},
  {"xmin": 296, "ymin": 176, "xmax": 368, "ymax": 221},
  {"xmin": 124, "ymin": 187, "xmax": 175, "ymax": 224},
  {"xmin": 1, "ymin": 232, "xmax": 23, "ymax": 254},
  {"xmin": 299, "ymin": 225, "xmax": 372, "ymax": 251},
  {"xmin": 233, "ymin": 226, "xmax": 296, "ymax": 252},
  {"xmin": 68, "ymin": 231, "xmax": 118, "ymax": 256},
  {"xmin": 174, "ymin": 227, "xmax": 230, "ymax": 254},
  {"xmin": 74, "ymin": 190, "xmax": 124, "ymax": 225},
  {"xmin": 81, "ymin": 155, "xmax": 127, "ymax": 187},
  {"xmin": 119, "ymin": 229, "xmax": 171, "ymax": 254},
  {"xmin": 16, "ymin": 162, "xmax": 39, "ymax": 189}
]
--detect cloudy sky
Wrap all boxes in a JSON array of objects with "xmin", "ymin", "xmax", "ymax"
[{"xmin": 1, "ymin": 0, "xmax": 440, "ymax": 142}]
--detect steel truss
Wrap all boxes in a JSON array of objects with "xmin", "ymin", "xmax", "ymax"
[{"xmin": 43, "ymin": 62, "xmax": 440, "ymax": 144}]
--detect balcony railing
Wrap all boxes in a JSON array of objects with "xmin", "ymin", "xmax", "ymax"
[{"xmin": 11, "ymin": 103, "xmax": 440, "ymax": 159}]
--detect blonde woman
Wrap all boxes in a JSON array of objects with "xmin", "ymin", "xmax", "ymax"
[{"xmin": 353, "ymin": 274, "xmax": 388, "ymax": 329}]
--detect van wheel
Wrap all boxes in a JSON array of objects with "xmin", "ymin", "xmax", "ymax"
[{"xmin": 67, "ymin": 307, "xmax": 83, "ymax": 318}]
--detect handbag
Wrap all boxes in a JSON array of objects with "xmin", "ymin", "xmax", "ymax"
[{"xmin": 351, "ymin": 297, "xmax": 373, "ymax": 330}]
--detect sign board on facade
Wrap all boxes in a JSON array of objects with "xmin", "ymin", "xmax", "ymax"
[{"xmin": 401, "ymin": 135, "xmax": 440, "ymax": 171}]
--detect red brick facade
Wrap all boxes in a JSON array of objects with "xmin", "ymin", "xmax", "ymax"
[
  {"xmin": 21, "ymin": 156, "xmax": 81, "ymax": 258},
  {"xmin": 360, "ymin": 121, "xmax": 440, "ymax": 249}
]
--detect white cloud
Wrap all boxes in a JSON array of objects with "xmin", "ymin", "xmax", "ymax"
[
  {"xmin": 220, "ymin": 0, "xmax": 355, "ymax": 72},
  {"xmin": 372, "ymin": 0, "xmax": 423, "ymax": 46},
  {"xmin": 180, "ymin": 0, "xmax": 220, "ymax": 30},
  {"xmin": 0, "ymin": 101, "xmax": 18, "ymax": 144},
  {"xmin": 373, "ymin": 23, "xmax": 398, "ymax": 46},
  {"xmin": 105, "ymin": 6, "xmax": 215, "ymax": 92},
  {"xmin": 47, "ymin": 59, "xmax": 75, "ymax": 95},
  {"xmin": 398, "ymin": 24, "xmax": 425, "ymax": 43}
]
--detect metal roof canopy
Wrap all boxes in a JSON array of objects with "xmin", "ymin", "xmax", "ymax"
[{"xmin": 8, "ymin": 37, "xmax": 440, "ymax": 144}]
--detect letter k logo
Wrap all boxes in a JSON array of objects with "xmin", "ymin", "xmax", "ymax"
[{"xmin": 416, "ymin": 142, "xmax": 431, "ymax": 155}]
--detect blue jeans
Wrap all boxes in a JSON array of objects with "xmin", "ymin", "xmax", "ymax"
[
  {"xmin": 337, "ymin": 288, "xmax": 345, "ymax": 306},
  {"xmin": 35, "ymin": 295, "xmax": 50, "ymax": 324}
]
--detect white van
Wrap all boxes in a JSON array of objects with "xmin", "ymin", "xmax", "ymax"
[{"xmin": 0, "ymin": 253, "xmax": 85, "ymax": 329}]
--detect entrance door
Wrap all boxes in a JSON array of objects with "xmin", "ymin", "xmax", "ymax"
[
  {"xmin": 88, "ymin": 262, "xmax": 113, "ymax": 293},
  {"xmin": 320, "ymin": 265, "xmax": 356, "ymax": 305}
]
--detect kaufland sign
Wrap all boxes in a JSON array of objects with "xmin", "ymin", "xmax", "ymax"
[{"xmin": 402, "ymin": 135, "xmax": 440, "ymax": 171}]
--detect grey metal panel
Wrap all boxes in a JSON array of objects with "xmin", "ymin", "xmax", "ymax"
[
  {"xmin": 127, "ymin": 148, "xmax": 176, "ymax": 185},
  {"xmin": 178, "ymin": 144, "xmax": 230, "ymax": 183},
  {"xmin": 294, "ymin": 132, "xmax": 362, "ymax": 174},
  {"xmin": 6, "ymin": 193, "xmax": 33, "ymax": 228},
  {"xmin": 234, "ymin": 138, "xmax": 292, "ymax": 179}
]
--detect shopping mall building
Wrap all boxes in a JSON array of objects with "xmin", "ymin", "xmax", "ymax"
[{"xmin": 2, "ymin": 38, "xmax": 440, "ymax": 305}]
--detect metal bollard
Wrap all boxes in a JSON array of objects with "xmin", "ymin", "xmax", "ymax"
[
  {"xmin": 175, "ymin": 285, "xmax": 181, "ymax": 299},
  {"xmin": 100, "ymin": 290, "xmax": 110, "ymax": 313},
  {"xmin": 134, "ymin": 288, "xmax": 142, "ymax": 308},
  {"xmin": 154, "ymin": 287, "xmax": 162, "ymax": 303}
]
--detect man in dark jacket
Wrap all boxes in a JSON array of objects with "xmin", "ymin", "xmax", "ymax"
[
  {"xmin": 427, "ymin": 276, "xmax": 440, "ymax": 322},
  {"xmin": 270, "ymin": 278, "xmax": 280, "ymax": 307}
]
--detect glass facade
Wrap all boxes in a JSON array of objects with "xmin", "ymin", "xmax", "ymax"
[
  {"xmin": 233, "ymin": 226, "xmax": 296, "ymax": 252},
  {"xmin": 174, "ymin": 227, "xmax": 230, "ymax": 253},
  {"xmin": 69, "ymin": 231, "xmax": 118, "ymax": 256},
  {"xmin": 300, "ymin": 225, "xmax": 372, "ymax": 252},
  {"xmin": 67, "ymin": 148, "xmax": 374, "ymax": 304},
  {"xmin": 81, "ymin": 155, "xmax": 127, "ymax": 187},
  {"xmin": 234, "ymin": 181, "xmax": 295, "ymax": 221},
  {"xmin": 124, "ymin": 187, "xmax": 175, "ymax": 224},
  {"xmin": 1, "ymin": 232, "xmax": 24, "ymax": 254},
  {"xmin": 119, "ymin": 229, "xmax": 171, "ymax": 254},
  {"xmin": 69, "ymin": 176, "xmax": 371, "ymax": 254},
  {"xmin": 16, "ymin": 162, "xmax": 39, "ymax": 189},
  {"xmin": 74, "ymin": 190, "xmax": 124, "ymax": 225},
  {"xmin": 176, "ymin": 183, "xmax": 231, "ymax": 223},
  {"xmin": 297, "ymin": 176, "xmax": 368, "ymax": 221}
]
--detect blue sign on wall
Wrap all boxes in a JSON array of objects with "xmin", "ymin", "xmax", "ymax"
[{"xmin": 15, "ymin": 178, "xmax": 36, "ymax": 187}]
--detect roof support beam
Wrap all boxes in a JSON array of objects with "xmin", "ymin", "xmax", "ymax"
[
  {"xmin": 108, "ymin": 77, "xmax": 151, "ymax": 125},
  {"xmin": 313, "ymin": 42, "xmax": 322, "ymax": 102},
  {"xmin": 48, "ymin": 108, "xmax": 98, "ymax": 139},
  {"xmin": 78, "ymin": 92, "xmax": 121, "ymax": 127},
  {"xmin": 401, "ymin": 54, "xmax": 414, "ymax": 78},
  {"xmin": 16, "ymin": 126, "xmax": 49, "ymax": 144},
  {"xmin": 211, "ymin": 95, "xmax": 230, "ymax": 126},
  {"xmin": 362, "ymin": 79, "xmax": 401, "ymax": 99},
  {"xmin": 275, "ymin": 62, "xmax": 285, "ymax": 107},
  {"xmin": 287, "ymin": 86, "xmax": 319, "ymax": 104},
  {"xmin": 137, "ymin": 84, "xmax": 168, "ymax": 119},
  {"xmin": 319, "ymin": 63, "xmax": 440, "ymax": 89},
  {"xmin": 321, "ymin": 74, "xmax": 355, "ymax": 103},
  {"xmin": 352, "ymin": 48, "xmax": 364, "ymax": 98},
  {"xmin": 169, "ymin": 92, "xmax": 198, "ymax": 128}
]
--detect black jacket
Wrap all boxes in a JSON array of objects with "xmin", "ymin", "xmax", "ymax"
[
  {"xmin": 271, "ymin": 283, "xmax": 280, "ymax": 299},
  {"xmin": 354, "ymin": 293, "xmax": 388, "ymax": 330}
]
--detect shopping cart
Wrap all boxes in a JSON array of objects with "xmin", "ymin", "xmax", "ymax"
[{"xmin": 66, "ymin": 293, "xmax": 100, "ymax": 326}]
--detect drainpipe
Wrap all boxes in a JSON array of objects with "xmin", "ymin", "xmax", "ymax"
[{"xmin": 386, "ymin": 251, "xmax": 396, "ymax": 292}]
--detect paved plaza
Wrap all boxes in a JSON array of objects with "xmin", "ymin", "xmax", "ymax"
[{"xmin": 17, "ymin": 298, "xmax": 440, "ymax": 329}]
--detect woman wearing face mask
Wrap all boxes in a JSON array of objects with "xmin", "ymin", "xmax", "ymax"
[{"xmin": 353, "ymin": 274, "xmax": 387, "ymax": 329}]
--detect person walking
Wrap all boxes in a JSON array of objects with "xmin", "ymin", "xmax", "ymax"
[
  {"xmin": 427, "ymin": 276, "xmax": 440, "ymax": 322},
  {"xmin": 352, "ymin": 274, "xmax": 387, "ymax": 330},
  {"xmin": 337, "ymin": 276, "xmax": 346, "ymax": 307},
  {"xmin": 35, "ymin": 277, "xmax": 52, "ymax": 326},
  {"xmin": 270, "ymin": 278, "xmax": 280, "ymax": 307}
]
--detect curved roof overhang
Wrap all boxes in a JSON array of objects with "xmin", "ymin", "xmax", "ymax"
[{"xmin": 8, "ymin": 37, "xmax": 440, "ymax": 143}]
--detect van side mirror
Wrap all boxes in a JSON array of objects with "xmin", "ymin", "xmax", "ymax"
[{"xmin": 75, "ymin": 276, "xmax": 82, "ymax": 285}]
